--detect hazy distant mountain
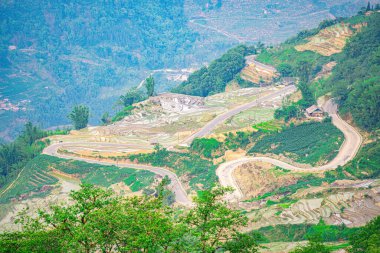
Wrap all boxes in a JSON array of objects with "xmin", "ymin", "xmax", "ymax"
[{"xmin": 0, "ymin": 0, "xmax": 377, "ymax": 140}]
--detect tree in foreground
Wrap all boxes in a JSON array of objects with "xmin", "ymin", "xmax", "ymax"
[
  {"xmin": 290, "ymin": 236, "xmax": 331, "ymax": 253},
  {"xmin": 0, "ymin": 184, "xmax": 259, "ymax": 253},
  {"xmin": 185, "ymin": 186, "xmax": 259, "ymax": 253},
  {"xmin": 349, "ymin": 216, "xmax": 380, "ymax": 253},
  {"xmin": 68, "ymin": 105, "xmax": 89, "ymax": 130}
]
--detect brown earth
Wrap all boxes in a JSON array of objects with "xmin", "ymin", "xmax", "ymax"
[{"xmin": 233, "ymin": 161, "xmax": 299, "ymax": 199}]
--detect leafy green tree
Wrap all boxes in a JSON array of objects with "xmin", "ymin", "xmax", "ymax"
[
  {"xmin": 0, "ymin": 184, "xmax": 263, "ymax": 252},
  {"xmin": 298, "ymin": 82, "xmax": 316, "ymax": 108},
  {"xmin": 277, "ymin": 63, "xmax": 293, "ymax": 77},
  {"xmin": 190, "ymin": 138, "xmax": 223, "ymax": 158},
  {"xmin": 145, "ymin": 75, "xmax": 155, "ymax": 97},
  {"xmin": 68, "ymin": 105, "xmax": 90, "ymax": 130},
  {"xmin": 173, "ymin": 45, "xmax": 249, "ymax": 96},
  {"xmin": 349, "ymin": 216, "xmax": 380, "ymax": 253},
  {"xmin": 295, "ymin": 61, "xmax": 312, "ymax": 84},
  {"xmin": 366, "ymin": 1, "xmax": 372, "ymax": 11},
  {"xmin": 290, "ymin": 236, "xmax": 331, "ymax": 253},
  {"xmin": 100, "ymin": 112, "xmax": 111, "ymax": 125},
  {"xmin": 223, "ymin": 232, "xmax": 260, "ymax": 253},
  {"xmin": 118, "ymin": 87, "xmax": 146, "ymax": 107},
  {"xmin": 185, "ymin": 186, "xmax": 257, "ymax": 253}
]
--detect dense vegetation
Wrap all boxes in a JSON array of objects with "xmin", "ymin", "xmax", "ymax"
[
  {"xmin": 256, "ymin": 12, "xmax": 380, "ymax": 131},
  {"xmin": 1, "ymin": 184, "xmax": 378, "ymax": 252},
  {"xmin": 189, "ymin": 120, "xmax": 343, "ymax": 166},
  {"xmin": 172, "ymin": 45, "xmax": 255, "ymax": 96},
  {"xmin": 249, "ymin": 120, "xmax": 343, "ymax": 165},
  {"xmin": 0, "ymin": 184, "xmax": 260, "ymax": 253},
  {"xmin": 0, "ymin": 0, "xmax": 197, "ymax": 139},
  {"xmin": 323, "ymin": 13, "xmax": 380, "ymax": 131},
  {"xmin": 0, "ymin": 123, "xmax": 66, "ymax": 190},
  {"xmin": 129, "ymin": 146, "xmax": 217, "ymax": 190},
  {"xmin": 68, "ymin": 105, "xmax": 90, "ymax": 130},
  {"xmin": 255, "ymin": 221, "xmax": 358, "ymax": 243}
]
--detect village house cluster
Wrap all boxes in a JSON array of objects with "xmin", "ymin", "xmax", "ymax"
[{"xmin": 0, "ymin": 98, "xmax": 29, "ymax": 112}]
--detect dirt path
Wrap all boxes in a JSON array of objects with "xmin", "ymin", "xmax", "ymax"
[
  {"xmin": 216, "ymin": 99, "xmax": 363, "ymax": 201},
  {"xmin": 43, "ymin": 144, "xmax": 192, "ymax": 207},
  {"xmin": 42, "ymin": 93, "xmax": 361, "ymax": 205}
]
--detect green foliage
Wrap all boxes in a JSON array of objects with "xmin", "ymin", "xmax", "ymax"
[
  {"xmin": 0, "ymin": 123, "xmax": 51, "ymax": 191},
  {"xmin": 145, "ymin": 76, "xmax": 155, "ymax": 97},
  {"xmin": 277, "ymin": 63, "xmax": 293, "ymax": 77},
  {"xmin": 252, "ymin": 121, "xmax": 282, "ymax": 133},
  {"xmin": 343, "ymin": 141, "xmax": 380, "ymax": 179},
  {"xmin": 129, "ymin": 148, "xmax": 217, "ymax": 190},
  {"xmin": 290, "ymin": 240, "xmax": 331, "ymax": 253},
  {"xmin": 349, "ymin": 216, "xmax": 380, "ymax": 253},
  {"xmin": 185, "ymin": 186, "xmax": 258, "ymax": 253},
  {"xmin": 111, "ymin": 105, "xmax": 134, "ymax": 123},
  {"xmin": 68, "ymin": 105, "xmax": 90, "ymax": 130},
  {"xmin": 0, "ymin": 154, "xmax": 155, "ymax": 204},
  {"xmin": 118, "ymin": 87, "xmax": 146, "ymax": 107},
  {"xmin": 249, "ymin": 121, "xmax": 344, "ymax": 165},
  {"xmin": 224, "ymin": 131, "xmax": 253, "ymax": 150},
  {"xmin": 256, "ymin": 47, "xmax": 329, "ymax": 79},
  {"xmin": 190, "ymin": 138, "xmax": 222, "ymax": 158},
  {"xmin": 173, "ymin": 45, "xmax": 252, "ymax": 96},
  {"xmin": 1, "ymin": 1, "xmax": 198, "ymax": 139},
  {"xmin": 323, "ymin": 13, "xmax": 380, "ymax": 131},
  {"xmin": 274, "ymin": 103, "xmax": 300, "ymax": 122},
  {"xmin": 100, "ymin": 112, "xmax": 111, "ymax": 125},
  {"xmin": 0, "ymin": 184, "xmax": 260, "ymax": 253},
  {"xmin": 255, "ymin": 222, "xmax": 358, "ymax": 243},
  {"xmin": 0, "ymin": 155, "xmax": 58, "ymax": 204}
]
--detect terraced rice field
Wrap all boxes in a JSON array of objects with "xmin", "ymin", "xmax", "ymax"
[
  {"xmin": 0, "ymin": 156, "xmax": 59, "ymax": 203},
  {"xmin": 240, "ymin": 62, "xmax": 279, "ymax": 84},
  {"xmin": 295, "ymin": 23, "xmax": 354, "ymax": 56}
]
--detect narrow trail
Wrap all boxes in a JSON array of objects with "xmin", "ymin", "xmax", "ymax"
[{"xmin": 216, "ymin": 99, "xmax": 363, "ymax": 201}]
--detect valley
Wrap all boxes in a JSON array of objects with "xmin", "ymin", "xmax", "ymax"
[{"xmin": 0, "ymin": 5, "xmax": 379, "ymax": 253}]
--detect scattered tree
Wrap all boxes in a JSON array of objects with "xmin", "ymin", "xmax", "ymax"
[
  {"xmin": 68, "ymin": 105, "xmax": 89, "ymax": 130},
  {"xmin": 145, "ymin": 75, "xmax": 155, "ymax": 97},
  {"xmin": 118, "ymin": 87, "xmax": 145, "ymax": 107},
  {"xmin": 100, "ymin": 112, "xmax": 111, "ymax": 125}
]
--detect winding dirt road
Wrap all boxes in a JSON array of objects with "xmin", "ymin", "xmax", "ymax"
[
  {"xmin": 184, "ymin": 85, "xmax": 296, "ymax": 144},
  {"xmin": 216, "ymin": 98, "xmax": 363, "ymax": 201},
  {"xmin": 43, "ymin": 143, "xmax": 192, "ymax": 206},
  {"xmin": 42, "ymin": 89, "xmax": 361, "ymax": 205}
]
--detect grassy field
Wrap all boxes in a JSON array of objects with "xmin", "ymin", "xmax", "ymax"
[
  {"xmin": 213, "ymin": 107, "xmax": 275, "ymax": 133},
  {"xmin": 249, "ymin": 121, "xmax": 344, "ymax": 165}
]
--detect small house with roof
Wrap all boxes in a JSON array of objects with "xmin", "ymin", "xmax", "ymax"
[{"xmin": 306, "ymin": 105, "xmax": 324, "ymax": 117}]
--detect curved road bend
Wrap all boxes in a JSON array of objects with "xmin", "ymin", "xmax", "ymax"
[
  {"xmin": 43, "ymin": 85, "xmax": 295, "ymax": 206},
  {"xmin": 43, "ymin": 143, "xmax": 192, "ymax": 207},
  {"xmin": 183, "ymin": 85, "xmax": 296, "ymax": 144},
  {"xmin": 216, "ymin": 98, "xmax": 363, "ymax": 201}
]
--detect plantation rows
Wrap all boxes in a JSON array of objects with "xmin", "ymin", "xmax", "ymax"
[
  {"xmin": 249, "ymin": 121, "xmax": 343, "ymax": 165},
  {"xmin": 0, "ymin": 156, "xmax": 58, "ymax": 203}
]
